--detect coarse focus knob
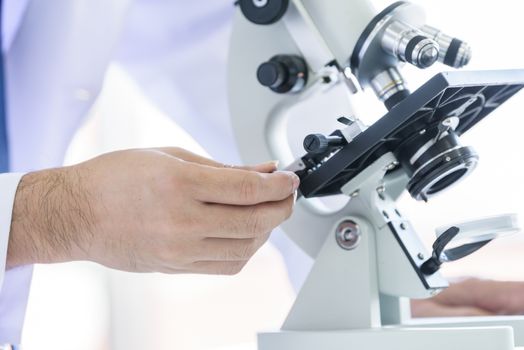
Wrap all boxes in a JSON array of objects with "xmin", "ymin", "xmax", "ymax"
[
  {"xmin": 238, "ymin": 0, "xmax": 289, "ymax": 25},
  {"xmin": 256, "ymin": 55, "xmax": 308, "ymax": 93}
]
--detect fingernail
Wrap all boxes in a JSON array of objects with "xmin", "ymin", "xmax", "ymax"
[{"xmin": 269, "ymin": 160, "xmax": 279, "ymax": 169}]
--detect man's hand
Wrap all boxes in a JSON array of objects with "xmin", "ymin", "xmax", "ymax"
[
  {"xmin": 411, "ymin": 278, "xmax": 524, "ymax": 317},
  {"xmin": 7, "ymin": 148, "xmax": 299, "ymax": 275}
]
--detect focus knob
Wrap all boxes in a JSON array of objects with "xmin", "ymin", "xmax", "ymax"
[
  {"xmin": 238, "ymin": 0, "xmax": 289, "ymax": 25},
  {"xmin": 257, "ymin": 61, "xmax": 287, "ymax": 89},
  {"xmin": 256, "ymin": 55, "xmax": 308, "ymax": 93}
]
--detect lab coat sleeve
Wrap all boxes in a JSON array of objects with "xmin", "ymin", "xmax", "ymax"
[{"xmin": 0, "ymin": 173, "xmax": 24, "ymax": 289}]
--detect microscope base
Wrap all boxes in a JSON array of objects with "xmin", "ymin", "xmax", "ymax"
[
  {"xmin": 258, "ymin": 326, "xmax": 515, "ymax": 350},
  {"xmin": 407, "ymin": 316, "xmax": 524, "ymax": 347}
]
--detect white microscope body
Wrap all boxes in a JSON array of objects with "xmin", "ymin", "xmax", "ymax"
[{"xmin": 228, "ymin": 0, "xmax": 524, "ymax": 349}]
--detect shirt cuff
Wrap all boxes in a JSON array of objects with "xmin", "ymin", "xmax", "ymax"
[{"xmin": 0, "ymin": 173, "xmax": 25, "ymax": 290}]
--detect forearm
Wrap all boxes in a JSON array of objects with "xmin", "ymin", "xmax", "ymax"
[{"xmin": 7, "ymin": 167, "xmax": 94, "ymax": 269}]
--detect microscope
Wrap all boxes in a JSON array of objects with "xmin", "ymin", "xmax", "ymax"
[{"xmin": 228, "ymin": 0, "xmax": 524, "ymax": 349}]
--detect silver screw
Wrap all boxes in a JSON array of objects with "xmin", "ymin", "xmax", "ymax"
[
  {"xmin": 336, "ymin": 221, "xmax": 361, "ymax": 250},
  {"xmin": 350, "ymin": 190, "xmax": 360, "ymax": 198},
  {"xmin": 384, "ymin": 161, "xmax": 399, "ymax": 171},
  {"xmin": 441, "ymin": 116, "xmax": 459, "ymax": 131},
  {"xmin": 417, "ymin": 253, "xmax": 425, "ymax": 260},
  {"xmin": 377, "ymin": 185, "xmax": 386, "ymax": 200}
]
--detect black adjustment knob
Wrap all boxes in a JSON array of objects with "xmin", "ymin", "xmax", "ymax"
[
  {"xmin": 256, "ymin": 55, "xmax": 308, "ymax": 94},
  {"xmin": 303, "ymin": 134, "xmax": 344, "ymax": 155},
  {"xmin": 238, "ymin": 0, "xmax": 289, "ymax": 25},
  {"xmin": 304, "ymin": 134, "xmax": 329, "ymax": 154},
  {"xmin": 257, "ymin": 61, "xmax": 287, "ymax": 89}
]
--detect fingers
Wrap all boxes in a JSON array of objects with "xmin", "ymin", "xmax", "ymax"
[
  {"xmin": 157, "ymin": 147, "xmax": 227, "ymax": 168},
  {"xmin": 414, "ymin": 278, "xmax": 524, "ymax": 317},
  {"xmin": 411, "ymin": 299, "xmax": 493, "ymax": 318},
  {"xmin": 445, "ymin": 279, "xmax": 524, "ymax": 315},
  {"xmin": 157, "ymin": 147, "xmax": 278, "ymax": 173},
  {"xmin": 156, "ymin": 234, "xmax": 271, "ymax": 275},
  {"xmin": 157, "ymin": 147, "xmax": 293, "ymax": 205},
  {"xmin": 244, "ymin": 162, "xmax": 278, "ymax": 173},
  {"xmin": 188, "ymin": 261, "xmax": 249, "ymax": 275},
  {"xmin": 187, "ymin": 164, "xmax": 299, "ymax": 205},
  {"xmin": 480, "ymin": 281, "xmax": 524, "ymax": 315},
  {"xmin": 200, "ymin": 195, "xmax": 294, "ymax": 239},
  {"xmin": 194, "ymin": 235, "xmax": 270, "ymax": 261}
]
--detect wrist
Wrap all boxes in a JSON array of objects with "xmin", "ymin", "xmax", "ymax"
[{"xmin": 7, "ymin": 166, "xmax": 94, "ymax": 268}]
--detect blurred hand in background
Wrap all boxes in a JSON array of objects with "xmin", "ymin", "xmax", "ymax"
[{"xmin": 412, "ymin": 278, "xmax": 524, "ymax": 317}]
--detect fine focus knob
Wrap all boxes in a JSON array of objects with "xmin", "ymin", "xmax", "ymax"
[
  {"xmin": 257, "ymin": 61, "xmax": 287, "ymax": 88},
  {"xmin": 256, "ymin": 55, "xmax": 308, "ymax": 93}
]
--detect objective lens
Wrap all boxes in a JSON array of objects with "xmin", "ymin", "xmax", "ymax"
[
  {"xmin": 370, "ymin": 67, "xmax": 410, "ymax": 110},
  {"xmin": 419, "ymin": 25, "xmax": 472, "ymax": 68},
  {"xmin": 381, "ymin": 21, "xmax": 440, "ymax": 69}
]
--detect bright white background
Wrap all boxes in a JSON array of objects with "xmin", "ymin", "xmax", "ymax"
[{"xmin": 20, "ymin": 1, "xmax": 524, "ymax": 349}]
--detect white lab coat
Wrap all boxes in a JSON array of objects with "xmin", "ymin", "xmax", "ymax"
[{"xmin": 0, "ymin": 0, "xmax": 310, "ymax": 344}]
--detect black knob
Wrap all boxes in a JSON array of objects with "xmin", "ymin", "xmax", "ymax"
[
  {"xmin": 303, "ymin": 134, "xmax": 344, "ymax": 155},
  {"xmin": 257, "ymin": 61, "xmax": 287, "ymax": 88},
  {"xmin": 238, "ymin": 0, "xmax": 289, "ymax": 25},
  {"xmin": 256, "ymin": 55, "xmax": 308, "ymax": 94},
  {"xmin": 304, "ymin": 134, "xmax": 329, "ymax": 154},
  {"xmin": 420, "ymin": 226, "xmax": 492, "ymax": 276}
]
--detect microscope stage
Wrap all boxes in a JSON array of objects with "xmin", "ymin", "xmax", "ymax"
[{"xmin": 299, "ymin": 69, "xmax": 524, "ymax": 198}]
